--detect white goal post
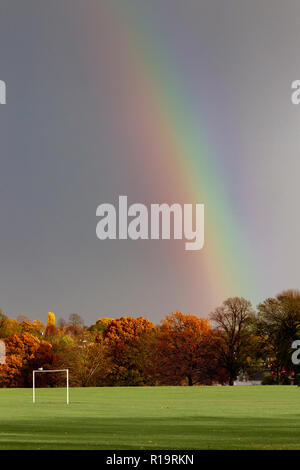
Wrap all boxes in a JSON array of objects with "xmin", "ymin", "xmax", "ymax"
[{"xmin": 32, "ymin": 369, "xmax": 69, "ymax": 404}]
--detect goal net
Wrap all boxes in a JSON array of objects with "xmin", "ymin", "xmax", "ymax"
[{"xmin": 32, "ymin": 369, "xmax": 69, "ymax": 404}]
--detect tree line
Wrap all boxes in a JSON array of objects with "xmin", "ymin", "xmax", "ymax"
[{"xmin": 1, "ymin": 289, "xmax": 300, "ymax": 387}]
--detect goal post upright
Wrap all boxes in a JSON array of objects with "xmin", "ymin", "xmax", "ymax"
[
  {"xmin": 67, "ymin": 368, "xmax": 69, "ymax": 405},
  {"xmin": 32, "ymin": 369, "xmax": 69, "ymax": 404},
  {"xmin": 33, "ymin": 370, "xmax": 35, "ymax": 403}
]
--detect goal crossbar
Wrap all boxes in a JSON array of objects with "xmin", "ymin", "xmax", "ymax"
[{"xmin": 32, "ymin": 369, "xmax": 69, "ymax": 404}]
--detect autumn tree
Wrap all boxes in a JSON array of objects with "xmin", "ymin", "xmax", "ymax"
[
  {"xmin": 103, "ymin": 316, "xmax": 156, "ymax": 386},
  {"xmin": 44, "ymin": 312, "xmax": 56, "ymax": 337},
  {"xmin": 57, "ymin": 318, "xmax": 67, "ymax": 329},
  {"xmin": 88, "ymin": 318, "xmax": 114, "ymax": 339},
  {"xmin": 17, "ymin": 315, "xmax": 30, "ymax": 323},
  {"xmin": 0, "ymin": 311, "xmax": 6, "ymax": 331},
  {"xmin": 156, "ymin": 312, "xmax": 224, "ymax": 386},
  {"xmin": 0, "ymin": 333, "xmax": 57, "ymax": 387},
  {"xmin": 0, "ymin": 312, "xmax": 20, "ymax": 338},
  {"xmin": 47, "ymin": 312, "xmax": 56, "ymax": 327},
  {"xmin": 56, "ymin": 337, "xmax": 111, "ymax": 387},
  {"xmin": 68, "ymin": 313, "xmax": 84, "ymax": 329},
  {"xmin": 32, "ymin": 320, "xmax": 45, "ymax": 335},
  {"xmin": 19, "ymin": 320, "xmax": 45, "ymax": 336},
  {"xmin": 210, "ymin": 297, "xmax": 255, "ymax": 385},
  {"xmin": 60, "ymin": 313, "xmax": 85, "ymax": 338}
]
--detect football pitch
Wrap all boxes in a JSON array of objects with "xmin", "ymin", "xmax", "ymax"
[{"xmin": 1, "ymin": 386, "xmax": 300, "ymax": 450}]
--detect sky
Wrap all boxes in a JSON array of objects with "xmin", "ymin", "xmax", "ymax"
[{"xmin": 0, "ymin": 0, "xmax": 300, "ymax": 325}]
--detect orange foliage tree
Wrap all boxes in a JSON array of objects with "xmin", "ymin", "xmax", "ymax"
[
  {"xmin": 0, "ymin": 333, "xmax": 57, "ymax": 387},
  {"xmin": 19, "ymin": 320, "xmax": 45, "ymax": 336},
  {"xmin": 103, "ymin": 316, "xmax": 156, "ymax": 385},
  {"xmin": 156, "ymin": 312, "xmax": 225, "ymax": 386}
]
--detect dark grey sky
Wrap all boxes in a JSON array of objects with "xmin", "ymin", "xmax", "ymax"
[{"xmin": 1, "ymin": 0, "xmax": 300, "ymax": 325}]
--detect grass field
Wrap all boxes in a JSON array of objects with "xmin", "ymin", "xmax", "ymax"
[{"xmin": 1, "ymin": 386, "xmax": 300, "ymax": 449}]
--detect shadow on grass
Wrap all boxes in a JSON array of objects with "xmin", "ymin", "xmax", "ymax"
[{"xmin": 1, "ymin": 414, "xmax": 300, "ymax": 450}]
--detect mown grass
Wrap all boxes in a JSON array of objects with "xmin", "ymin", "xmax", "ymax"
[{"xmin": 0, "ymin": 386, "xmax": 300, "ymax": 449}]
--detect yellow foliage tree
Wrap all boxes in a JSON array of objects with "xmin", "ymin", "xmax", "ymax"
[
  {"xmin": 47, "ymin": 312, "xmax": 56, "ymax": 327},
  {"xmin": 96, "ymin": 318, "xmax": 113, "ymax": 330},
  {"xmin": 88, "ymin": 317, "xmax": 114, "ymax": 336}
]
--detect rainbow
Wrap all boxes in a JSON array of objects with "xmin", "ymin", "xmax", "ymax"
[{"xmin": 96, "ymin": 2, "xmax": 258, "ymax": 308}]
